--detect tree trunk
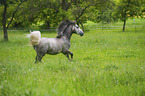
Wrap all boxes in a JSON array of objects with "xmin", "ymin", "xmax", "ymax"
[
  {"xmin": 2, "ymin": 0, "xmax": 26, "ymax": 41},
  {"xmin": 80, "ymin": 22, "xmax": 84, "ymax": 31},
  {"xmin": 123, "ymin": 19, "xmax": 126, "ymax": 32},
  {"xmin": 61, "ymin": 0, "xmax": 74, "ymax": 20},
  {"xmin": 2, "ymin": 0, "xmax": 8, "ymax": 41},
  {"xmin": 46, "ymin": 21, "xmax": 50, "ymax": 29}
]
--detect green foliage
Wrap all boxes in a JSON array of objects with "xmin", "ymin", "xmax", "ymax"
[
  {"xmin": 0, "ymin": 6, "xmax": 3, "ymax": 25},
  {"xmin": 0, "ymin": 19, "xmax": 145, "ymax": 96},
  {"xmin": 113, "ymin": 0, "xmax": 144, "ymax": 21},
  {"xmin": 0, "ymin": 0, "xmax": 26, "ymax": 26},
  {"xmin": 112, "ymin": 0, "xmax": 145, "ymax": 31},
  {"xmin": 0, "ymin": 0, "xmax": 145, "ymax": 29},
  {"xmin": 66, "ymin": 2, "xmax": 90, "ymax": 23},
  {"xmin": 88, "ymin": 1, "xmax": 116, "ymax": 23},
  {"xmin": 0, "ymin": 0, "xmax": 115, "ymax": 28}
]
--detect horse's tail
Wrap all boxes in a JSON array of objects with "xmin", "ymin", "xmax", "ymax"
[{"xmin": 27, "ymin": 31, "xmax": 41, "ymax": 46}]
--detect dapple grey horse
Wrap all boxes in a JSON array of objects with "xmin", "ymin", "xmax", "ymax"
[{"xmin": 28, "ymin": 20, "xmax": 84, "ymax": 63}]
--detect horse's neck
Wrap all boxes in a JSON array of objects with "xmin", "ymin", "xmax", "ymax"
[
  {"xmin": 63, "ymin": 28, "xmax": 73, "ymax": 41},
  {"xmin": 64, "ymin": 34, "xmax": 72, "ymax": 42}
]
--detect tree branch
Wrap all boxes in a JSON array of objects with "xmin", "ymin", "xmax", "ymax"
[
  {"xmin": 6, "ymin": 0, "xmax": 27, "ymax": 29},
  {"xmin": 66, "ymin": 0, "xmax": 76, "ymax": 11},
  {"xmin": 75, "ymin": 4, "xmax": 91, "ymax": 21},
  {"xmin": 75, "ymin": 2, "xmax": 102, "ymax": 21}
]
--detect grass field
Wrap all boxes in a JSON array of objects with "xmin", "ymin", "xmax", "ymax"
[{"xmin": 0, "ymin": 19, "xmax": 145, "ymax": 96}]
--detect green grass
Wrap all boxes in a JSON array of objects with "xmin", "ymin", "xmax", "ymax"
[{"xmin": 0, "ymin": 20, "xmax": 145, "ymax": 96}]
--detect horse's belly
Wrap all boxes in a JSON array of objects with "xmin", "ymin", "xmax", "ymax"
[
  {"xmin": 46, "ymin": 45, "xmax": 70, "ymax": 55},
  {"xmin": 46, "ymin": 49, "xmax": 61, "ymax": 55},
  {"xmin": 46, "ymin": 44, "xmax": 63, "ymax": 55}
]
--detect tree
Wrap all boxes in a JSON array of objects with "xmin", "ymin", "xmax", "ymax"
[
  {"xmin": 66, "ymin": 0, "xmax": 113, "ymax": 30},
  {"xmin": 0, "ymin": 0, "xmax": 26, "ymax": 41},
  {"xmin": 15, "ymin": 0, "xmax": 73, "ymax": 29},
  {"xmin": 66, "ymin": 1, "xmax": 92, "ymax": 30},
  {"xmin": 0, "ymin": 0, "xmax": 114, "ymax": 32},
  {"xmin": 85, "ymin": 0, "xmax": 116, "ymax": 26},
  {"xmin": 113, "ymin": 0, "xmax": 144, "ymax": 31},
  {"xmin": 15, "ymin": 0, "xmax": 91, "ymax": 29}
]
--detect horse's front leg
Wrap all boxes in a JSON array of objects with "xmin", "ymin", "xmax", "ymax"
[
  {"xmin": 63, "ymin": 53, "xmax": 70, "ymax": 60},
  {"xmin": 62, "ymin": 50, "xmax": 73, "ymax": 60},
  {"xmin": 68, "ymin": 51, "xmax": 73, "ymax": 60}
]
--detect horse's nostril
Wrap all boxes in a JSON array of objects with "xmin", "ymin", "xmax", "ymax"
[{"xmin": 80, "ymin": 32, "xmax": 84, "ymax": 36}]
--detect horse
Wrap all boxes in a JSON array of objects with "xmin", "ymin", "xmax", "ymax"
[{"xmin": 28, "ymin": 19, "xmax": 84, "ymax": 63}]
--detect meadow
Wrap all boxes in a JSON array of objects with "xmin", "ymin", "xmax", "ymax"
[{"xmin": 0, "ymin": 19, "xmax": 145, "ymax": 96}]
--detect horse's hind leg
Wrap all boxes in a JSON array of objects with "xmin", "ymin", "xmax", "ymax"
[
  {"xmin": 38, "ymin": 53, "xmax": 46, "ymax": 62},
  {"xmin": 35, "ymin": 52, "xmax": 46, "ymax": 63},
  {"xmin": 35, "ymin": 56, "xmax": 38, "ymax": 63}
]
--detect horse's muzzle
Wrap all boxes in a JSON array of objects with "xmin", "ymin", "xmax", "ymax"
[{"xmin": 80, "ymin": 31, "xmax": 84, "ymax": 36}]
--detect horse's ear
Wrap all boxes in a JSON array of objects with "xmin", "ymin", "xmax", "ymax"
[{"xmin": 71, "ymin": 21, "xmax": 76, "ymax": 25}]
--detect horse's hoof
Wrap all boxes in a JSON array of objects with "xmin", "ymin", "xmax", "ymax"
[
  {"xmin": 34, "ymin": 61, "xmax": 38, "ymax": 63},
  {"xmin": 40, "ymin": 61, "xmax": 44, "ymax": 63}
]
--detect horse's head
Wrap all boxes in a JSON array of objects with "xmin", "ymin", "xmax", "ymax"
[
  {"xmin": 56, "ymin": 19, "xmax": 84, "ymax": 38},
  {"xmin": 71, "ymin": 22, "xmax": 84, "ymax": 36}
]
